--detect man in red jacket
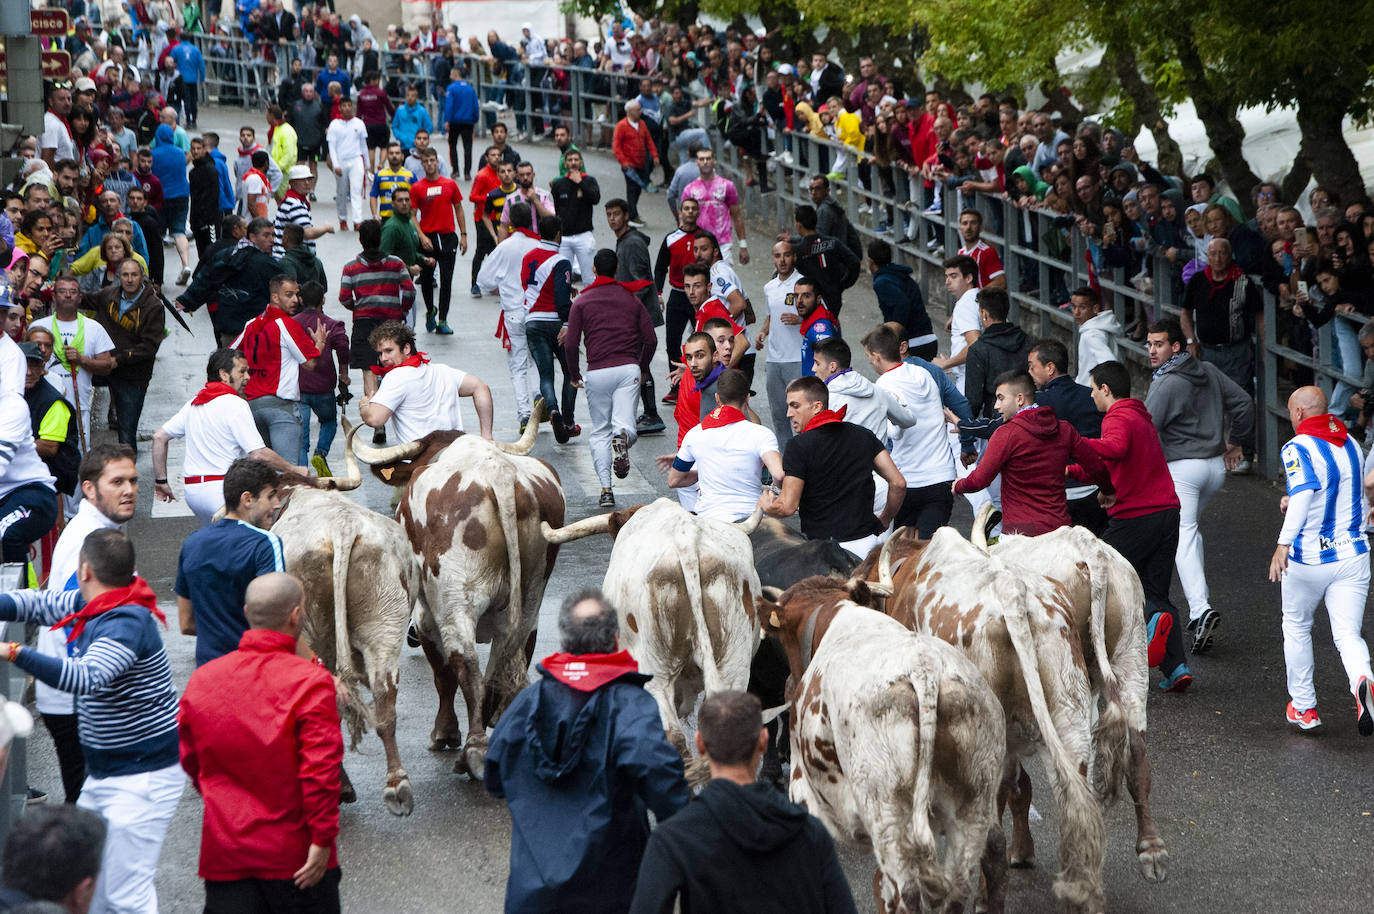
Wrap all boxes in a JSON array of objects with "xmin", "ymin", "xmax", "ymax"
[
  {"xmin": 612, "ymin": 100, "xmax": 659, "ymax": 226},
  {"xmin": 954, "ymin": 370, "xmax": 1110, "ymax": 536},
  {"xmin": 179, "ymin": 572, "xmax": 344, "ymax": 912},
  {"xmin": 1070, "ymin": 360, "xmax": 1190, "ymax": 690}
]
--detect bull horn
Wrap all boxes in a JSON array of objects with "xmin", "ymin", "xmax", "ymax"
[
  {"xmin": 733, "ymin": 506, "xmax": 763, "ymax": 534},
  {"xmin": 877, "ymin": 537, "xmax": 895, "ymax": 591},
  {"xmin": 760, "ymin": 586, "xmax": 784, "ymax": 602},
  {"xmin": 868, "ymin": 580, "xmax": 894, "ymax": 597},
  {"xmin": 540, "ymin": 512, "xmax": 613, "ymax": 544},
  {"xmin": 971, "ymin": 502, "xmax": 995, "ymax": 552},
  {"xmin": 318, "ymin": 420, "xmax": 363, "ymax": 490},
  {"xmin": 493, "ymin": 398, "xmax": 544, "ymax": 456},
  {"xmin": 349, "ymin": 423, "xmax": 428, "ymax": 465}
]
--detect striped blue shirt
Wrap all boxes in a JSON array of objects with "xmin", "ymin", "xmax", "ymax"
[
  {"xmin": 0, "ymin": 590, "xmax": 179, "ymax": 778},
  {"xmin": 1281, "ymin": 432, "xmax": 1369, "ymax": 565}
]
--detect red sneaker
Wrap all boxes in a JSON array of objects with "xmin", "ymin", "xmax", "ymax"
[
  {"xmin": 1286, "ymin": 702, "xmax": 1321, "ymax": 731},
  {"xmin": 1145, "ymin": 611, "xmax": 1173, "ymax": 669}
]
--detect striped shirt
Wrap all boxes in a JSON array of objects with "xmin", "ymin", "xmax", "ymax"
[
  {"xmin": 369, "ymin": 166, "xmax": 415, "ymax": 220},
  {"xmin": 1, "ymin": 589, "xmax": 180, "ymax": 778},
  {"xmin": 521, "ymin": 241, "xmax": 572, "ymax": 321},
  {"xmin": 273, "ymin": 189, "xmax": 315, "ymax": 258},
  {"xmin": 339, "ymin": 253, "xmax": 416, "ymax": 321},
  {"xmin": 1281, "ymin": 431, "xmax": 1369, "ymax": 565}
]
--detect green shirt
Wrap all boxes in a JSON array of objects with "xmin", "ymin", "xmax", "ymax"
[
  {"xmin": 381, "ymin": 213, "xmax": 422, "ymax": 268},
  {"xmin": 557, "ymin": 143, "xmax": 582, "ymax": 178}
]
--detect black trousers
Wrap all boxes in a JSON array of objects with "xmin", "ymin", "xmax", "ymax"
[
  {"xmin": 447, "ymin": 122, "xmax": 474, "ymax": 178},
  {"xmin": 1067, "ymin": 490, "xmax": 1110, "ymax": 536},
  {"xmin": 663, "ymin": 289, "xmax": 693, "ymax": 364},
  {"xmin": 418, "ymin": 231, "xmax": 458, "ymax": 323},
  {"xmin": 42, "ymin": 712, "xmax": 85, "ymax": 804},
  {"xmin": 0, "ymin": 482, "xmax": 59, "ymax": 562},
  {"xmin": 471, "ymin": 226, "xmax": 497, "ymax": 289},
  {"xmin": 1101, "ymin": 508, "xmax": 1186, "ymax": 674},
  {"xmin": 204, "ymin": 868, "xmax": 341, "ymax": 914},
  {"xmin": 894, "ymin": 481, "xmax": 954, "ymax": 538},
  {"xmin": 192, "ymin": 223, "xmax": 217, "ymax": 261}
]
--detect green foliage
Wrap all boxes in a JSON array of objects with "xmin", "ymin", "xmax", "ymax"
[{"xmin": 559, "ymin": 0, "xmax": 621, "ymax": 20}]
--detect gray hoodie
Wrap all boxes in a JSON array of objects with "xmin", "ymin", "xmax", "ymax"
[
  {"xmin": 1075, "ymin": 310, "xmax": 1122, "ymax": 386},
  {"xmin": 1144, "ymin": 353, "xmax": 1255, "ymax": 461}
]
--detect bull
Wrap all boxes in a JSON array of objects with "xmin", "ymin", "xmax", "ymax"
[
  {"xmin": 541, "ymin": 498, "xmax": 762, "ymax": 783},
  {"xmin": 349, "ymin": 404, "xmax": 565, "ymax": 780}
]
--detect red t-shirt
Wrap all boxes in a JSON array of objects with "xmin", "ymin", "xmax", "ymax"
[
  {"xmin": 958, "ymin": 240, "xmax": 1005, "ymax": 289},
  {"xmin": 411, "ymin": 176, "xmax": 461, "ymax": 234},
  {"xmin": 693, "ymin": 297, "xmax": 744, "ymax": 336}
]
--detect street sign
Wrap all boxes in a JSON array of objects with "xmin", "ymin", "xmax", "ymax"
[
  {"xmin": 30, "ymin": 9, "xmax": 70, "ymax": 37},
  {"xmin": 41, "ymin": 50, "xmax": 69, "ymax": 80}
]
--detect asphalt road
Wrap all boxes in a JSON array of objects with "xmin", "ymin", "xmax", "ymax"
[{"xmin": 20, "ymin": 104, "xmax": 1374, "ymax": 913}]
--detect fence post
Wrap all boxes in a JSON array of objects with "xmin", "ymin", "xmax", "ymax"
[{"xmin": 1260, "ymin": 289, "xmax": 1281, "ymax": 477}]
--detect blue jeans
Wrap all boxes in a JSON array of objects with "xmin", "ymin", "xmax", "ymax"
[
  {"xmin": 108, "ymin": 377, "xmax": 148, "ymax": 454},
  {"xmin": 250, "ymin": 396, "xmax": 302, "ymax": 464},
  {"xmin": 1331, "ymin": 316, "xmax": 1363, "ymax": 417},
  {"xmin": 298, "ymin": 392, "xmax": 338, "ymax": 465},
  {"xmin": 525, "ymin": 319, "xmax": 577, "ymax": 420}
]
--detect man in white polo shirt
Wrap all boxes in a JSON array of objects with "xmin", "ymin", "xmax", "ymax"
[
  {"xmin": 361, "ymin": 321, "xmax": 495, "ymax": 442},
  {"xmin": 668, "ymin": 369, "xmax": 781, "ymax": 522},
  {"xmin": 152, "ymin": 349, "xmax": 304, "ymax": 524},
  {"xmin": 755, "ymin": 240, "xmax": 804, "ymax": 446}
]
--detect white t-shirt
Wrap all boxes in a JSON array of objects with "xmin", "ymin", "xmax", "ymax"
[
  {"xmin": 877, "ymin": 362, "xmax": 955, "ymax": 488},
  {"xmin": 676, "ymin": 418, "xmax": 779, "ymax": 522},
  {"xmin": 30, "ymin": 315, "xmax": 116, "ymax": 429},
  {"xmin": 243, "ymin": 171, "xmax": 271, "ymax": 205},
  {"xmin": 327, "ymin": 117, "xmax": 370, "ymax": 166},
  {"xmin": 161, "ymin": 393, "xmax": 267, "ymax": 477},
  {"xmin": 371, "ymin": 362, "xmax": 468, "ymax": 443},
  {"xmin": 948, "ymin": 287, "xmax": 982, "ymax": 390},
  {"xmin": 710, "ymin": 261, "xmax": 755, "ymax": 355},
  {"xmin": 763, "ymin": 271, "xmax": 803, "ymax": 364},
  {"xmin": 42, "ymin": 111, "xmax": 77, "ymax": 162}
]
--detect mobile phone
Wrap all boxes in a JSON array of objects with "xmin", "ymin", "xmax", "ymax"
[{"xmin": 1297, "ymin": 280, "xmax": 1308, "ymax": 296}]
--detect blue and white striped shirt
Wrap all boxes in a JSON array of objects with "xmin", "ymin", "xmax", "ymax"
[{"xmin": 1281, "ymin": 432, "xmax": 1369, "ymax": 565}]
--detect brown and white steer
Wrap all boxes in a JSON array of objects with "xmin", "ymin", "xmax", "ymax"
[
  {"xmin": 272, "ymin": 427, "xmax": 422, "ymax": 815},
  {"xmin": 858, "ymin": 527, "xmax": 1108, "ymax": 913},
  {"xmin": 971, "ymin": 510, "xmax": 1169, "ymax": 882},
  {"xmin": 757, "ymin": 576, "xmax": 1007, "ymax": 914},
  {"xmin": 348, "ymin": 408, "xmax": 565, "ymax": 781},
  {"xmin": 542, "ymin": 498, "xmax": 762, "ymax": 783}
]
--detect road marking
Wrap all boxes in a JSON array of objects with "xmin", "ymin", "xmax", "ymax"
[{"xmin": 142, "ymin": 438, "xmax": 196, "ymax": 519}]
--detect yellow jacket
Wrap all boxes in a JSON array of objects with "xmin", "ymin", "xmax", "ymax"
[{"xmin": 836, "ymin": 110, "xmax": 865, "ymax": 151}]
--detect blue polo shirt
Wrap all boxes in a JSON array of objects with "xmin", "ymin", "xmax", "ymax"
[{"xmin": 175, "ymin": 518, "xmax": 285, "ymax": 666}]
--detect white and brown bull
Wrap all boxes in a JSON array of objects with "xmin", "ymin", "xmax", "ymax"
[
  {"xmin": 541, "ymin": 498, "xmax": 762, "ymax": 783},
  {"xmin": 271, "ymin": 423, "xmax": 422, "ymax": 815},
  {"xmin": 858, "ymin": 528, "xmax": 1107, "ymax": 913},
  {"xmin": 757, "ymin": 576, "xmax": 1007, "ymax": 914},
  {"xmin": 970, "ymin": 507, "xmax": 1169, "ymax": 883},
  {"xmin": 349, "ymin": 406, "xmax": 565, "ymax": 780}
]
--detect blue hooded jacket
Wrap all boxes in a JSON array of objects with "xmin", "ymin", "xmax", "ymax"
[
  {"xmin": 443, "ymin": 79, "xmax": 479, "ymax": 125},
  {"xmin": 151, "ymin": 125, "xmax": 190, "ymax": 199},
  {"xmin": 485, "ymin": 652, "xmax": 690, "ymax": 913},
  {"xmin": 209, "ymin": 148, "xmax": 237, "ymax": 211},
  {"xmin": 871, "ymin": 262, "xmax": 934, "ymax": 341}
]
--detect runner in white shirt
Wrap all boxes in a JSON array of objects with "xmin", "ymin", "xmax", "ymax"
[
  {"xmin": 693, "ymin": 230, "xmax": 757, "ymax": 377},
  {"xmin": 932, "ymin": 255, "xmax": 983, "ymax": 391},
  {"xmin": 756, "ymin": 241, "xmax": 804, "ymax": 445},
  {"xmin": 41, "ymin": 86, "xmax": 77, "ymax": 165},
  {"xmin": 361, "ymin": 321, "xmax": 494, "ymax": 443},
  {"xmin": 30, "ymin": 275, "xmax": 117, "ymax": 445},
  {"xmin": 327, "ymin": 97, "xmax": 371, "ymax": 229},
  {"xmin": 668, "ymin": 368, "xmax": 782, "ymax": 521},
  {"xmin": 152, "ymin": 349, "xmax": 302, "ymax": 524},
  {"xmin": 475, "ymin": 201, "xmax": 542, "ymax": 427}
]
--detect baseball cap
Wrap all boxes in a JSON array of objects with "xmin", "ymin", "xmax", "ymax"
[
  {"xmin": 288, "ymin": 164, "xmax": 313, "ymax": 181},
  {"xmin": 75, "ymin": 77, "xmax": 97, "ymax": 93},
  {"xmin": 18, "ymin": 342, "xmax": 44, "ymax": 363}
]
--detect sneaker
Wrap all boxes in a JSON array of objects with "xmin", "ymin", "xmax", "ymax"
[
  {"xmin": 519, "ymin": 414, "xmax": 530, "ymax": 435},
  {"xmin": 566, "ymin": 423, "xmax": 582, "ymax": 439},
  {"xmin": 1230, "ymin": 459, "xmax": 1253, "ymax": 475},
  {"xmin": 406, "ymin": 621, "xmax": 421, "ymax": 648},
  {"xmin": 552, "ymin": 412, "xmax": 570, "ymax": 444},
  {"xmin": 599, "ymin": 489, "xmax": 616, "ymax": 508},
  {"xmin": 372, "ymin": 427, "xmax": 387, "ymax": 446},
  {"xmin": 646, "ymin": 183, "xmax": 658, "ymax": 193},
  {"xmin": 982, "ymin": 509, "xmax": 1002, "ymax": 543},
  {"xmin": 311, "ymin": 454, "xmax": 332, "ymax": 478},
  {"xmin": 1189, "ymin": 609, "xmax": 1220, "ymax": 654},
  {"xmin": 25, "ymin": 787, "xmax": 46, "ymax": 806},
  {"xmin": 308, "ymin": 191, "xmax": 318, "ymax": 201},
  {"xmin": 435, "ymin": 321, "xmax": 454, "ymax": 335},
  {"xmin": 825, "ymin": 171, "xmax": 845, "ymax": 182},
  {"xmin": 425, "ymin": 310, "xmax": 437, "ymax": 333},
  {"xmin": 470, "ymin": 285, "xmax": 482, "ymax": 298},
  {"xmin": 339, "ymin": 220, "xmax": 348, "ymax": 231},
  {"xmin": 661, "ymin": 384, "xmax": 679, "ymax": 404},
  {"xmin": 611, "ymin": 432, "xmax": 630, "ymax": 478},
  {"xmin": 1286, "ymin": 701, "xmax": 1321, "ymax": 730},
  {"xmin": 1158, "ymin": 664, "xmax": 1193, "ymax": 693},
  {"xmin": 636, "ymin": 413, "xmax": 666, "ymax": 434},
  {"xmin": 629, "ymin": 218, "xmax": 646, "ymax": 228},
  {"xmin": 1358, "ymin": 676, "xmax": 1374, "ymax": 736},
  {"xmin": 176, "ymin": 267, "xmax": 191, "ymax": 285},
  {"xmin": 1145, "ymin": 611, "xmax": 1173, "ymax": 669}
]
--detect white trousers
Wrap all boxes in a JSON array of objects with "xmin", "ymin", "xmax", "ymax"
[
  {"xmin": 586, "ymin": 363, "xmax": 641, "ymax": 488},
  {"xmin": 840, "ymin": 533, "xmax": 881, "ymax": 561},
  {"xmin": 334, "ymin": 159, "xmax": 365, "ymax": 225},
  {"xmin": 79, "ymin": 762, "xmax": 186, "ymax": 914},
  {"xmin": 1168, "ymin": 456, "xmax": 1225, "ymax": 619},
  {"xmin": 559, "ymin": 231, "xmax": 596, "ymax": 283},
  {"xmin": 1281, "ymin": 553, "xmax": 1374, "ymax": 710},
  {"xmin": 185, "ymin": 480, "xmax": 224, "ymax": 527},
  {"xmin": 719, "ymin": 240, "xmax": 735, "ymax": 265},
  {"xmin": 503, "ymin": 310, "xmax": 534, "ymax": 419}
]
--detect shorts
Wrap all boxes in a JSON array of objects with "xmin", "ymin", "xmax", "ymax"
[
  {"xmin": 161, "ymin": 195, "xmax": 189, "ymax": 235},
  {"xmin": 299, "ymin": 144, "xmax": 322, "ymax": 162},
  {"xmin": 365, "ymin": 123, "xmax": 390, "ymax": 150},
  {"xmin": 350, "ymin": 317, "xmax": 387, "ymax": 369}
]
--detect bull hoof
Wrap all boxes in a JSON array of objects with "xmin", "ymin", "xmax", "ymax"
[
  {"xmin": 384, "ymin": 778, "xmax": 415, "ymax": 817},
  {"xmin": 462, "ymin": 745, "xmax": 486, "ymax": 781},
  {"xmin": 428, "ymin": 732, "xmax": 463, "ymax": 751},
  {"xmin": 1136, "ymin": 838, "xmax": 1169, "ymax": 882},
  {"xmin": 339, "ymin": 783, "xmax": 357, "ymax": 804}
]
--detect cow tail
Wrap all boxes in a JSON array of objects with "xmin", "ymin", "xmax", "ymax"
[
  {"xmin": 676, "ymin": 540, "xmax": 721, "ymax": 687},
  {"xmin": 1087, "ymin": 553, "xmax": 1128, "ymax": 807},
  {"xmin": 331, "ymin": 524, "xmax": 374, "ymax": 750},
  {"xmin": 1002, "ymin": 581, "xmax": 1105, "ymax": 910},
  {"xmin": 908, "ymin": 664, "xmax": 952, "ymax": 911}
]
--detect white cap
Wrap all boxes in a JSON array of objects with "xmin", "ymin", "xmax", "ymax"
[{"xmin": 288, "ymin": 164, "xmax": 313, "ymax": 182}]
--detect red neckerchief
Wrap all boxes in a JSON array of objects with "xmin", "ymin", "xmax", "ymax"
[
  {"xmin": 371, "ymin": 351, "xmax": 430, "ymax": 376},
  {"xmin": 52, "ymin": 576, "xmax": 165, "ymax": 643},
  {"xmin": 801, "ymin": 404, "xmax": 848, "ymax": 433},
  {"xmin": 1297, "ymin": 413, "xmax": 1349, "ymax": 446},
  {"xmin": 244, "ymin": 167, "xmax": 269, "ymax": 190},
  {"xmin": 284, "ymin": 188, "xmax": 309, "ymax": 210},
  {"xmin": 700, "ymin": 404, "xmax": 748, "ymax": 429},
  {"xmin": 237, "ymin": 143, "xmax": 261, "ymax": 157},
  {"xmin": 191, "ymin": 381, "xmax": 239, "ymax": 406},
  {"xmin": 48, "ymin": 107, "xmax": 73, "ymax": 141},
  {"xmin": 1205, "ymin": 262, "xmax": 1244, "ymax": 286},
  {"xmin": 800, "ymin": 303, "xmax": 837, "ymax": 337},
  {"xmin": 495, "ymin": 313, "xmax": 511, "ymax": 351},
  {"xmin": 514, "ymin": 227, "xmax": 539, "ymax": 241},
  {"xmin": 541, "ymin": 649, "xmax": 640, "ymax": 692},
  {"xmin": 583, "ymin": 275, "xmax": 654, "ymax": 294}
]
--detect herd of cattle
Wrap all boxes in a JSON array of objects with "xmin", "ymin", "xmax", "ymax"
[{"xmin": 262, "ymin": 402, "xmax": 1169, "ymax": 913}]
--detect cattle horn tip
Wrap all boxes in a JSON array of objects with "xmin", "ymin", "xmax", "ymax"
[
  {"xmin": 734, "ymin": 505, "xmax": 763, "ymax": 534},
  {"xmin": 971, "ymin": 503, "xmax": 995, "ymax": 551}
]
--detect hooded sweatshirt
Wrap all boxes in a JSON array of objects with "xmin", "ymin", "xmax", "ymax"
[
  {"xmin": 1075, "ymin": 310, "xmax": 1122, "ymax": 386},
  {"xmin": 825, "ymin": 368, "xmax": 913, "ymax": 440},
  {"xmin": 1144, "ymin": 352, "xmax": 1255, "ymax": 461},
  {"xmin": 964, "ymin": 320, "xmax": 1031, "ymax": 419},
  {"xmin": 1069, "ymin": 397, "xmax": 1180, "ymax": 519},
  {"xmin": 871, "ymin": 262, "xmax": 934, "ymax": 345},
  {"xmin": 955, "ymin": 404, "xmax": 1110, "ymax": 535},
  {"xmin": 628, "ymin": 778, "xmax": 858, "ymax": 914},
  {"xmin": 150, "ymin": 124, "xmax": 190, "ymax": 199}
]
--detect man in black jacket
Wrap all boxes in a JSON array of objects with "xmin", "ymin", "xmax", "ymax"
[
  {"xmin": 628, "ymin": 691, "xmax": 856, "ymax": 914},
  {"xmin": 963, "ymin": 286, "xmax": 1031, "ymax": 420},
  {"xmin": 187, "ymin": 137, "xmax": 222, "ymax": 260},
  {"xmin": 793, "ymin": 205, "xmax": 861, "ymax": 317},
  {"xmin": 177, "ymin": 217, "xmax": 284, "ymax": 346},
  {"xmin": 1029, "ymin": 337, "xmax": 1108, "ymax": 533}
]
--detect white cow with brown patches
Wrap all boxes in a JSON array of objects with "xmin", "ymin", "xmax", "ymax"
[{"xmin": 543, "ymin": 498, "xmax": 762, "ymax": 783}]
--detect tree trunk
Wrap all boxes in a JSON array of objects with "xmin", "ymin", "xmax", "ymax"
[
  {"xmin": 1173, "ymin": 33, "xmax": 1261, "ymax": 216},
  {"xmin": 1295, "ymin": 102, "xmax": 1367, "ymax": 205},
  {"xmin": 1280, "ymin": 147, "xmax": 1312, "ymax": 206},
  {"xmin": 1108, "ymin": 42, "xmax": 1185, "ymax": 179}
]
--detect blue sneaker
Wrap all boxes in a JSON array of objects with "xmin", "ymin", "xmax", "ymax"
[{"xmin": 1158, "ymin": 664, "xmax": 1193, "ymax": 693}]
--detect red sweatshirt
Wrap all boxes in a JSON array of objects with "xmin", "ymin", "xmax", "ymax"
[
  {"xmin": 613, "ymin": 117, "xmax": 658, "ymax": 170},
  {"xmin": 955, "ymin": 405, "xmax": 1110, "ymax": 535},
  {"xmin": 178, "ymin": 629, "xmax": 342, "ymax": 881},
  {"xmin": 1068, "ymin": 397, "xmax": 1180, "ymax": 519}
]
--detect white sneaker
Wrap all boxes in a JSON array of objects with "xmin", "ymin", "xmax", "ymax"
[{"xmin": 176, "ymin": 268, "xmax": 191, "ymax": 285}]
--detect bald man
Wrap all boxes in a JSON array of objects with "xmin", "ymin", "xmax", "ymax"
[
  {"xmin": 179, "ymin": 572, "xmax": 346, "ymax": 910},
  {"xmin": 1269, "ymin": 386, "xmax": 1374, "ymax": 735}
]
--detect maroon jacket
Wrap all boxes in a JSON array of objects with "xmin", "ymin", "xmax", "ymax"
[
  {"xmin": 955, "ymin": 405, "xmax": 1110, "ymax": 535},
  {"xmin": 293, "ymin": 309, "xmax": 349, "ymax": 395},
  {"xmin": 565, "ymin": 277, "xmax": 657, "ymax": 382},
  {"xmin": 1068, "ymin": 397, "xmax": 1180, "ymax": 519}
]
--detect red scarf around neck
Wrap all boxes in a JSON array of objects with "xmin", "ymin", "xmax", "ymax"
[
  {"xmin": 191, "ymin": 381, "xmax": 239, "ymax": 406},
  {"xmin": 1297, "ymin": 413, "xmax": 1349, "ymax": 445},
  {"xmin": 800, "ymin": 303, "xmax": 837, "ymax": 337},
  {"xmin": 583, "ymin": 275, "xmax": 655, "ymax": 295},
  {"xmin": 1205, "ymin": 262, "xmax": 1244, "ymax": 286},
  {"xmin": 52, "ymin": 576, "xmax": 166, "ymax": 643},
  {"xmin": 371, "ymin": 351, "xmax": 430, "ymax": 376},
  {"xmin": 541, "ymin": 649, "xmax": 640, "ymax": 692},
  {"xmin": 802, "ymin": 404, "xmax": 848, "ymax": 433},
  {"xmin": 700, "ymin": 404, "xmax": 748, "ymax": 429}
]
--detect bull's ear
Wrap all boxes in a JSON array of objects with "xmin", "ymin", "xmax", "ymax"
[
  {"xmin": 607, "ymin": 504, "xmax": 647, "ymax": 539},
  {"xmin": 754, "ymin": 594, "xmax": 781, "ymax": 631},
  {"xmin": 844, "ymin": 577, "xmax": 875, "ymax": 606},
  {"xmin": 769, "ymin": 611, "xmax": 781, "ymax": 628}
]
